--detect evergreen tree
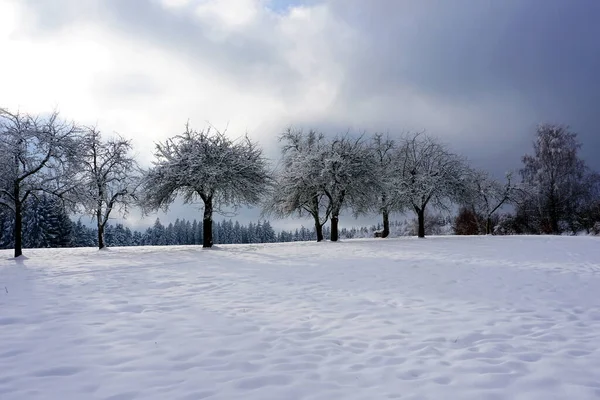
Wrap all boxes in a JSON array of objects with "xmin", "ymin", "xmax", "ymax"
[
  {"xmin": 262, "ymin": 221, "xmax": 277, "ymax": 243},
  {"xmin": 151, "ymin": 218, "xmax": 165, "ymax": 245},
  {"xmin": 233, "ymin": 221, "xmax": 242, "ymax": 244},
  {"xmin": 191, "ymin": 220, "xmax": 200, "ymax": 245},
  {"xmin": 104, "ymin": 225, "xmax": 115, "ymax": 246},
  {"xmin": 0, "ymin": 207, "xmax": 13, "ymax": 249},
  {"xmin": 71, "ymin": 220, "xmax": 96, "ymax": 247},
  {"xmin": 132, "ymin": 230, "xmax": 143, "ymax": 246},
  {"xmin": 45, "ymin": 197, "xmax": 73, "ymax": 248}
]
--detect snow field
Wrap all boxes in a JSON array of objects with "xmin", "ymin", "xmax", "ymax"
[{"xmin": 1, "ymin": 236, "xmax": 600, "ymax": 399}]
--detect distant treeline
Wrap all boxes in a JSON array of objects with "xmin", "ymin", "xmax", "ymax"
[{"xmin": 0, "ymin": 194, "xmax": 458, "ymax": 249}]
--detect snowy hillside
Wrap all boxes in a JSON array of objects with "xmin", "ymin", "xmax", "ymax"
[{"xmin": 1, "ymin": 236, "xmax": 600, "ymax": 400}]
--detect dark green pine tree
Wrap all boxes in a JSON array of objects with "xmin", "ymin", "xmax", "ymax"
[
  {"xmin": 151, "ymin": 218, "xmax": 166, "ymax": 245},
  {"xmin": 23, "ymin": 196, "xmax": 49, "ymax": 248},
  {"xmin": 71, "ymin": 220, "xmax": 97, "ymax": 247},
  {"xmin": 262, "ymin": 221, "xmax": 277, "ymax": 243},
  {"xmin": 0, "ymin": 208, "xmax": 14, "ymax": 249},
  {"xmin": 132, "ymin": 230, "xmax": 143, "ymax": 246},
  {"xmin": 45, "ymin": 197, "xmax": 73, "ymax": 248}
]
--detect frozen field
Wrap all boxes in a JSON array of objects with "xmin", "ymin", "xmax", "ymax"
[{"xmin": 1, "ymin": 236, "xmax": 600, "ymax": 400}]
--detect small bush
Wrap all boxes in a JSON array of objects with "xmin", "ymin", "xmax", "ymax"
[{"xmin": 454, "ymin": 207, "xmax": 481, "ymax": 235}]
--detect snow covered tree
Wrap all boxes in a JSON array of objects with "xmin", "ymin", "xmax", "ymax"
[
  {"xmin": 71, "ymin": 219, "xmax": 97, "ymax": 247},
  {"xmin": 165, "ymin": 223, "xmax": 176, "ymax": 245},
  {"xmin": 212, "ymin": 220, "xmax": 221, "ymax": 244},
  {"xmin": 396, "ymin": 132, "xmax": 470, "ymax": 238},
  {"xmin": 233, "ymin": 220, "xmax": 243, "ymax": 244},
  {"xmin": 107, "ymin": 223, "xmax": 133, "ymax": 247},
  {"xmin": 264, "ymin": 129, "xmax": 331, "ymax": 242},
  {"xmin": 184, "ymin": 220, "xmax": 193, "ymax": 245},
  {"xmin": 320, "ymin": 133, "xmax": 376, "ymax": 241},
  {"xmin": 572, "ymin": 171, "xmax": 600, "ymax": 234},
  {"xmin": 132, "ymin": 230, "xmax": 143, "ymax": 246},
  {"xmin": 77, "ymin": 127, "xmax": 140, "ymax": 249},
  {"xmin": 465, "ymin": 170, "xmax": 518, "ymax": 234},
  {"xmin": 45, "ymin": 198, "xmax": 73, "ymax": 248},
  {"xmin": 367, "ymin": 133, "xmax": 403, "ymax": 238},
  {"xmin": 22, "ymin": 196, "xmax": 50, "ymax": 248},
  {"xmin": 0, "ymin": 109, "xmax": 81, "ymax": 257},
  {"xmin": 149, "ymin": 218, "xmax": 166, "ymax": 245},
  {"xmin": 0, "ymin": 207, "xmax": 13, "ymax": 249},
  {"xmin": 265, "ymin": 129, "xmax": 376, "ymax": 242},
  {"xmin": 141, "ymin": 123, "xmax": 271, "ymax": 248},
  {"xmin": 519, "ymin": 124, "xmax": 594, "ymax": 234},
  {"xmin": 191, "ymin": 219, "xmax": 201, "ymax": 245},
  {"xmin": 261, "ymin": 220, "xmax": 277, "ymax": 243}
]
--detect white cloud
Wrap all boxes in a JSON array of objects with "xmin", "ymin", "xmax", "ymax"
[
  {"xmin": 194, "ymin": 0, "xmax": 261, "ymax": 29},
  {"xmin": 0, "ymin": 0, "xmax": 358, "ymax": 167}
]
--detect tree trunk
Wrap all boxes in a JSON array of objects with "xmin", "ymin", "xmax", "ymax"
[
  {"xmin": 330, "ymin": 214, "xmax": 339, "ymax": 242},
  {"xmin": 97, "ymin": 224, "xmax": 105, "ymax": 250},
  {"xmin": 96, "ymin": 200, "xmax": 106, "ymax": 250},
  {"xmin": 548, "ymin": 189, "xmax": 560, "ymax": 234},
  {"xmin": 311, "ymin": 195, "xmax": 324, "ymax": 242},
  {"xmin": 416, "ymin": 207, "xmax": 425, "ymax": 238},
  {"xmin": 486, "ymin": 216, "xmax": 492, "ymax": 235},
  {"xmin": 13, "ymin": 187, "xmax": 22, "ymax": 258},
  {"xmin": 314, "ymin": 221, "xmax": 324, "ymax": 242},
  {"xmin": 203, "ymin": 197, "xmax": 213, "ymax": 248},
  {"xmin": 550, "ymin": 210, "xmax": 559, "ymax": 234},
  {"xmin": 382, "ymin": 207, "xmax": 390, "ymax": 238}
]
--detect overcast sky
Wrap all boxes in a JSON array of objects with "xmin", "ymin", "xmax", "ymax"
[{"xmin": 1, "ymin": 0, "xmax": 599, "ymax": 230}]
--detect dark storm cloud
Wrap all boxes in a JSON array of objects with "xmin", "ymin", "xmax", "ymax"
[{"xmin": 326, "ymin": 0, "xmax": 600, "ymax": 171}]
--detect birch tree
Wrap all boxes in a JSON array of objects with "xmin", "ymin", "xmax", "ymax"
[
  {"xmin": 520, "ymin": 124, "xmax": 588, "ymax": 234},
  {"xmin": 142, "ymin": 123, "xmax": 272, "ymax": 248}
]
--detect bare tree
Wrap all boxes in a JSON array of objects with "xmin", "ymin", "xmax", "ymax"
[
  {"xmin": 78, "ymin": 127, "xmax": 140, "ymax": 249},
  {"xmin": 466, "ymin": 170, "xmax": 517, "ymax": 234},
  {"xmin": 141, "ymin": 123, "xmax": 272, "ymax": 248},
  {"xmin": 263, "ymin": 129, "xmax": 331, "ymax": 242},
  {"xmin": 397, "ymin": 132, "xmax": 469, "ymax": 238},
  {"xmin": 0, "ymin": 109, "xmax": 81, "ymax": 257}
]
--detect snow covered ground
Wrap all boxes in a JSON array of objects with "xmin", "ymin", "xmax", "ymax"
[{"xmin": 1, "ymin": 236, "xmax": 600, "ymax": 400}]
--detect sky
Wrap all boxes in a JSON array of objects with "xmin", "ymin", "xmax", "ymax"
[{"xmin": 1, "ymin": 0, "xmax": 599, "ymax": 230}]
